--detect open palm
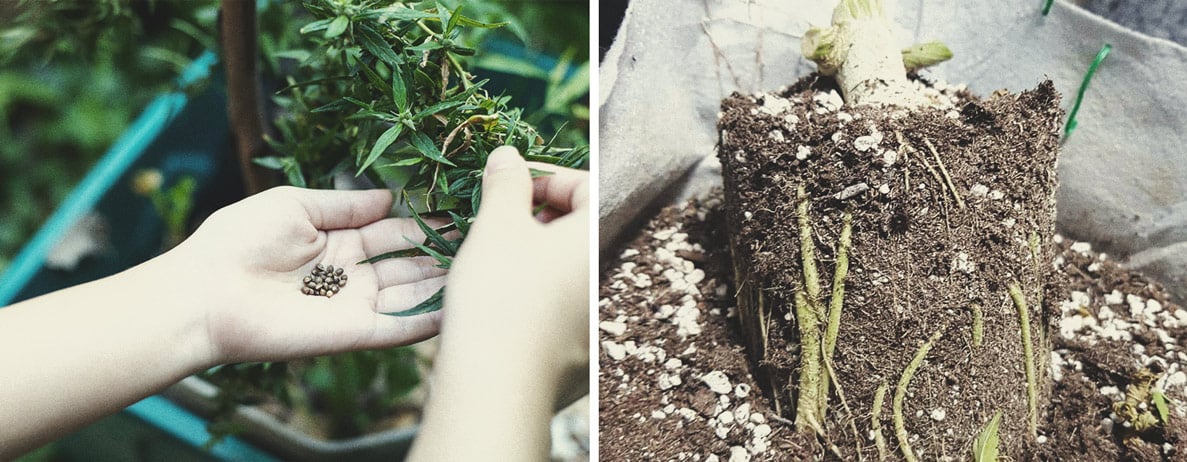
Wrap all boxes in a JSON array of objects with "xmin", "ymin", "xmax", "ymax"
[{"xmin": 170, "ymin": 187, "xmax": 446, "ymax": 364}]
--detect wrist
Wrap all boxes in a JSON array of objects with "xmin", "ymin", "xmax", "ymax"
[{"xmin": 126, "ymin": 247, "xmax": 220, "ymax": 372}]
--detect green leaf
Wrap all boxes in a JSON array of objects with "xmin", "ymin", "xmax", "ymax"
[
  {"xmin": 382, "ymin": 156, "xmax": 423, "ymax": 167},
  {"xmin": 252, "ymin": 156, "xmax": 285, "ymax": 169},
  {"xmin": 391, "ymin": 67, "xmax": 408, "ymax": 111},
  {"xmin": 454, "ymin": 15, "xmax": 509, "ymax": 29},
  {"xmin": 281, "ymin": 158, "xmax": 307, "ymax": 188},
  {"xmin": 1153, "ymin": 391, "xmax": 1171, "ymax": 424},
  {"xmin": 325, "ymin": 15, "xmax": 349, "ymax": 39},
  {"xmin": 412, "ymin": 100, "xmax": 465, "ymax": 120},
  {"xmin": 409, "ymin": 131, "xmax": 455, "ymax": 166},
  {"xmin": 972, "ymin": 411, "xmax": 1002, "ymax": 462},
  {"xmin": 358, "ymin": 124, "xmax": 405, "ymax": 176},
  {"xmin": 299, "ymin": 17, "xmax": 334, "ymax": 35},
  {"xmin": 383, "ymin": 287, "xmax": 443, "ymax": 317},
  {"xmin": 405, "ymin": 237, "xmax": 451, "ymax": 268},
  {"xmin": 445, "ymin": 5, "xmax": 463, "ymax": 34},
  {"xmin": 355, "ymin": 23, "xmax": 401, "ymax": 67},
  {"xmin": 406, "ymin": 197, "xmax": 457, "ymax": 254},
  {"xmin": 529, "ymin": 168, "xmax": 555, "ymax": 179},
  {"xmin": 356, "ymin": 247, "xmax": 428, "ymax": 264}
]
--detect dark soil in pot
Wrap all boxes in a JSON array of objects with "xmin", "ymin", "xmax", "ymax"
[{"xmin": 599, "ymin": 192, "xmax": 1186, "ymax": 461}]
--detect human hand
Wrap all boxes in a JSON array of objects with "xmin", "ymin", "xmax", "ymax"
[
  {"xmin": 439, "ymin": 146, "xmax": 590, "ymax": 400},
  {"xmin": 163, "ymin": 186, "xmax": 447, "ymax": 366}
]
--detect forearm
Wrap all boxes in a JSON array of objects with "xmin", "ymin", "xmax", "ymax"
[
  {"xmin": 409, "ymin": 335, "xmax": 562, "ymax": 461},
  {"xmin": 0, "ymin": 253, "xmax": 210, "ymax": 457}
]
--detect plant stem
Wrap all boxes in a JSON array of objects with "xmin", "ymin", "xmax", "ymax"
[
  {"xmin": 220, "ymin": 0, "xmax": 272, "ymax": 194},
  {"xmin": 1065, "ymin": 43, "xmax": 1112, "ymax": 138},
  {"xmin": 894, "ymin": 328, "xmax": 943, "ymax": 462},
  {"xmin": 823, "ymin": 209, "xmax": 853, "ymax": 360},
  {"xmin": 1009, "ymin": 283, "xmax": 1039, "ymax": 438},
  {"xmin": 798, "ymin": 185, "xmax": 822, "ymax": 302}
]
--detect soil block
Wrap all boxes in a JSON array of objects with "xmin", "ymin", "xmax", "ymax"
[{"xmin": 717, "ymin": 75, "xmax": 1063, "ymax": 459}]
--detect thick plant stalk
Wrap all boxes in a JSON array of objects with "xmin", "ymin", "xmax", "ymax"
[
  {"xmin": 802, "ymin": 0, "xmax": 951, "ymax": 107},
  {"xmin": 221, "ymin": 0, "xmax": 271, "ymax": 194},
  {"xmin": 820, "ymin": 209, "xmax": 853, "ymax": 420}
]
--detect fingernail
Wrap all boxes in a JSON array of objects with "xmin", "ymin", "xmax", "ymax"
[{"xmin": 485, "ymin": 146, "xmax": 522, "ymax": 173}]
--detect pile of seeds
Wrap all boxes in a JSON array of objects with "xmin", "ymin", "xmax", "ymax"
[{"xmin": 302, "ymin": 263, "xmax": 347, "ymax": 297}]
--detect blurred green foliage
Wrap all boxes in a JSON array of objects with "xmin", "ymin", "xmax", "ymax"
[{"xmin": 0, "ymin": 0, "xmax": 217, "ymax": 272}]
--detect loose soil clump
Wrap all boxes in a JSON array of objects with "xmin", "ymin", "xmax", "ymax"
[
  {"xmin": 599, "ymin": 193, "xmax": 1186, "ymax": 461},
  {"xmin": 716, "ymin": 74, "xmax": 1061, "ymax": 459}
]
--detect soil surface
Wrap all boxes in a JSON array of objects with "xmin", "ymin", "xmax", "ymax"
[{"xmin": 598, "ymin": 193, "xmax": 1186, "ymax": 461}]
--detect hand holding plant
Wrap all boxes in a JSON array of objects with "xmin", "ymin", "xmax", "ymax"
[{"xmin": 410, "ymin": 146, "xmax": 589, "ymax": 460}]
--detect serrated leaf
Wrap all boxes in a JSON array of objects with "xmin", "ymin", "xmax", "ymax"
[
  {"xmin": 972, "ymin": 411, "xmax": 1002, "ymax": 462},
  {"xmin": 358, "ymin": 124, "xmax": 404, "ymax": 176},
  {"xmin": 355, "ymin": 23, "xmax": 401, "ymax": 67},
  {"xmin": 383, "ymin": 287, "xmax": 443, "ymax": 317},
  {"xmin": 404, "ymin": 237, "xmax": 451, "ymax": 268},
  {"xmin": 1153, "ymin": 391, "xmax": 1171, "ymax": 424},
  {"xmin": 409, "ymin": 131, "xmax": 455, "ymax": 166},
  {"xmin": 325, "ymin": 15, "xmax": 349, "ymax": 39},
  {"xmin": 391, "ymin": 67, "xmax": 408, "ymax": 111},
  {"xmin": 454, "ymin": 15, "xmax": 508, "ymax": 29},
  {"xmin": 412, "ymin": 100, "xmax": 465, "ymax": 120}
]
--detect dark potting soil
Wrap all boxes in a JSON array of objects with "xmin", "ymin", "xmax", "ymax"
[
  {"xmin": 714, "ymin": 75, "xmax": 1062, "ymax": 459},
  {"xmin": 599, "ymin": 193, "xmax": 1186, "ymax": 461}
]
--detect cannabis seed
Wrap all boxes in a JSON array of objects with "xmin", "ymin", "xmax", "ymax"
[
  {"xmin": 326, "ymin": 264, "xmax": 335, "ymax": 273},
  {"xmin": 316, "ymin": 263, "xmax": 325, "ymax": 272},
  {"xmin": 303, "ymin": 276, "xmax": 312, "ymax": 284},
  {"xmin": 340, "ymin": 274, "xmax": 347, "ymax": 282},
  {"xmin": 335, "ymin": 268, "xmax": 343, "ymax": 276},
  {"xmin": 329, "ymin": 284, "xmax": 339, "ymax": 292}
]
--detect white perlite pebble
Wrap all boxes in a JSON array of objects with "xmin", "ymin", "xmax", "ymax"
[
  {"xmin": 768, "ymin": 130, "xmax": 784, "ymax": 142},
  {"xmin": 718, "ymin": 410, "xmax": 735, "ymax": 425},
  {"xmin": 750, "ymin": 413, "xmax": 766, "ymax": 424},
  {"xmin": 853, "ymin": 135, "xmax": 880, "ymax": 152},
  {"xmin": 706, "ymin": 455, "xmax": 720, "ymax": 462},
  {"xmin": 658, "ymin": 373, "xmax": 682, "ymax": 390},
  {"xmin": 603, "ymin": 341, "xmax": 627, "ymax": 361},
  {"xmin": 664, "ymin": 358, "xmax": 684, "ymax": 370},
  {"xmin": 753, "ymin": 424, "xmax": 772, "ymax": 438},
  {"xmin": 930, "ymin": 408, "xmax": 947, "ymax": 421},
  {"xmin": 702, "ymin": 371, "xmax": 733, "ymax": 394},
  {"xmin": 652, "ymin": 410, "xmax": 667, "ymax": 419},
  {"xmin": 882, "ymin": 149, "xmax": 898, "ymax": 166},
  {"xmin": 734, "ymin": 403, "xmax": 751, "ymax": 423},
  {"xmin": 970, "ymin": 184, "xmax": 989, "ymax": 197},
  {"xmin": 878, "ymin": 184, "xmax": 891, "ymax": 195},
  {"xmin": 729, "ymin": 446, "xmax": 751, "ymax": 462},
  {"xmin": 795, "ymin": 145, "xmax": 811, "ymax": 160},
  {"xmin": 735, "ymin": 383, "xmax": 751, "ymax": 398},
  {"xmin": 599, "ymin": 321, "xmax": 627, "ymax": 336},
  {"xmin": 1070, "ymin": 241, "xmax": 1092, "ymax": 254}
]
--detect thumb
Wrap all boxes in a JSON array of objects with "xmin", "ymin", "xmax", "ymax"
[{"xmin": 477, "ymin": 146, "xmax": 532, "ymax": 220}]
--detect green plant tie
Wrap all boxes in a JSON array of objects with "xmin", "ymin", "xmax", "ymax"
[
  {"xmin": 1042, "ymin": 0, "xmax": 1054, "ymax": 16},
  {"xmin": 1065, "ymin": 43, "xmax": 1112, "ymax": 138}
]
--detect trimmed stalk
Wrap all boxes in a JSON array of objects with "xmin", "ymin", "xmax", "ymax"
[
  {"xmin": 802, "ymin": 0, "xmax": 952, "ymax": 107},
  {"xmin": 893, "ymin": 328, "xmax": 944, "ymax": 462},
  {"xmin": 794, "ymin": 289, "xmax": 824, "ymax": 432}
]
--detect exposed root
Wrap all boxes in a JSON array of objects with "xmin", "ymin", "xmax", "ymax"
[
  {"xmin": 924, "ymin": 138, "xmax": 965, "ymax": 209},
  {"xmin": 893, "ymin": 328, "xmax": 944, "ymax": 462},
  {"xmin": 871, "ymin": 381, "xmax": 890, "ymax": 461},
  {"xmin": 1008, "ymin": 283, "xmax": 1039, "ymax": 438}
]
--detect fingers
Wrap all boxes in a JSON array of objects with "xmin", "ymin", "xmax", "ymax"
[
  {"xmin": 378, "ymin": 276, "xmax": 448, "ymax": 314},
  {"xmin": 476, "ymin": 146, "xmax": 532, "ymax": 220},
  {"xmin": 526, "ymin": 162, "xmax": 590, "ymax": 213},
  {"xmin": 273, "ymin": 187, "xmax": 393, "ymax": 230},
  {"xmin": 373, "ymin": 256, "xmax": 448, "ymax": 287},
  {"xmin": 357, "ymin": 216, "xmax": 450, "ymax": 259}
]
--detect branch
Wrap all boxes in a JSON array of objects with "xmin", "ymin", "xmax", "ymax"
[{"xmin": 220, "ymin": 0, "xmax": 272, "ymax": 194}]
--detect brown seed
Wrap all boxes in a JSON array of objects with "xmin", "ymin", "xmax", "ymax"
[
  {"xmin": 303, "ymin": 276, "xmax": 312, "ymax": 284},
  {"xmin": 301, "ymin": 287, "xmax": 310, "ymax": 295},
  {"xmin": 329, "ymin": 284, "xmax": 339, "ymax": 291},
  {"xmin": 326, "ymin": 264, "xmax": 335, "ymax": 273},
  {"xmin": 339, "ymin": 279, "xmax": 346, "ymax": 287},
  {"xmin": 340, "ymin": 274, "xmax": 348, "ymax": 282},
  {"xmin": 335, "ymin": 268, "xmax": 343, "ymax": 276},
  {"xmin": 319, "ymin": 288, "xmax": 326, "ymax": 296},
  {"xmin": 315, "ymin": 263, "xmax": 325, "ymax": 272}
]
